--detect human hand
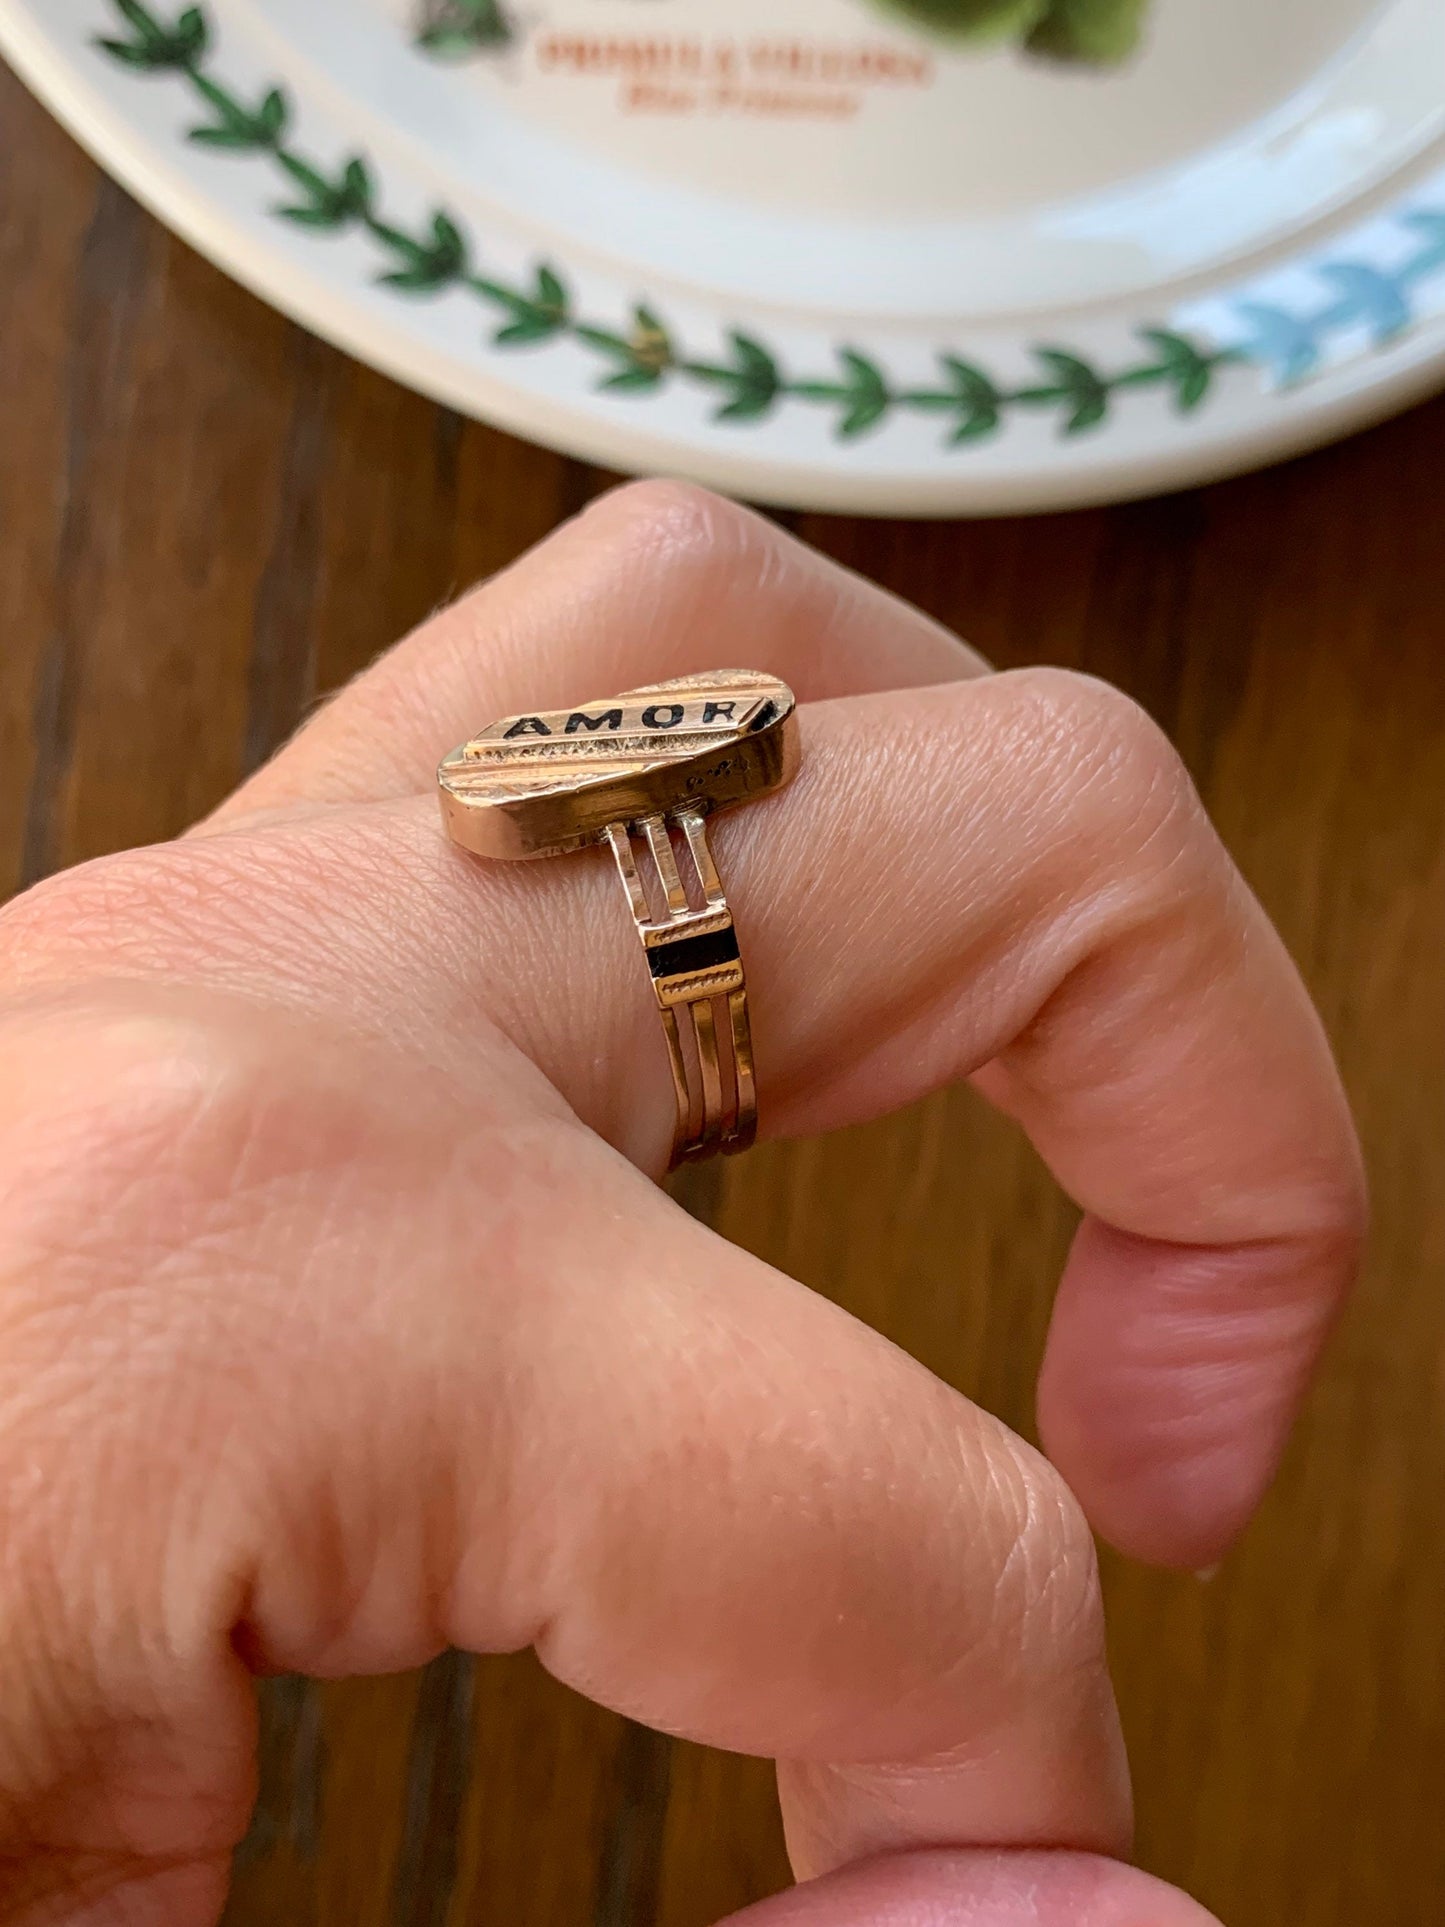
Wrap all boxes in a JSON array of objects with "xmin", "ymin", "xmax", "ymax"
[{"xmin": 0, "ymin": 483, "xmax": 1363, "ymax": 1925}]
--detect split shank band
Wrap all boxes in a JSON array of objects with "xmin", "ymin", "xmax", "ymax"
[{"xmin": 438, "ymin": 672, "xmax": 800, "ymax": 1167}]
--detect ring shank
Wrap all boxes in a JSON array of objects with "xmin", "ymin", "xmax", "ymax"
[{"xmin": 605, "ymin": 812, "xmax": 759, "ymax": 1165}]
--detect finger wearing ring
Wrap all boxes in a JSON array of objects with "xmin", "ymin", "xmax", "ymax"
[{"xmin": 438, "ymin": 671, "xmax": 799, "ymax": 1167}]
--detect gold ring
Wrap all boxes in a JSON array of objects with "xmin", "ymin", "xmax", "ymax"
[{"xmin": 438, "ymin": 672, "xmax": 800, "ymax": 1167}]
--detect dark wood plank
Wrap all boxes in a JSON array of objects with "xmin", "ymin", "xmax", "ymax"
[
  {"xmin": 389, "ymin": 1653, "xmax": 477, "ymax": 1927},
  {"xmin": 654, "ymin": 1747, "xmax": 789, "ymax": 1927},
  {"xmin": 224, "ymin": 1674, "xmax": 427, "ymax": 1927},
  {"xmin": 0, "ymin": 139, "xmax": 325, "ymax": 876},
  {"xmin": 442, "ymin": 1657, "xmax": 626, "ymax": 1927},
  {"xmin": 0, "ymin": 65, "xmax": 119, "ymax": 893}
]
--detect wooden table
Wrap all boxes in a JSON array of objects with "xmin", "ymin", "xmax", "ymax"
[{"xmin": 4, "ymin": 58, "xmax": 1444, "ymax": 1927}]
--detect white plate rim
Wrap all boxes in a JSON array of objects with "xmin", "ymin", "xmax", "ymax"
[{"xmin": 5, "ymin": 0, "xmax": 1445, "ymax": 516}]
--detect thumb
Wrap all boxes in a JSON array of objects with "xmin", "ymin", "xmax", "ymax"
[{"xmin": 722, "ymin": 1849, "xmax": 1221, "ymax": 1927}]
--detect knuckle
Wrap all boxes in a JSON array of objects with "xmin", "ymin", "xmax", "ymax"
[
  {"xmin": 0, "ymin": 836, "xmax": 332, "ymax": 1001},
  {"xmin": 1300, "ymin": 1162, "xmax": 1370, "ymax": 1281},
  {"xmin": 1010, "ymin": 666, "xmax": 1209, "ymax": 884},
  {"xmin": 0, "ymin": 850, "xmax": 182, "ymax": 990},
  {"xmin": 1033, "ymin": 666, "xmax": 1193, "ymax": 810},
  {"xmin": 0, "ymin": 1000, "xmax": 245, "ymax": 1534},
  {"xmin": 0, "ymin": 868, "xmax": 85, "ymax": 982},
  {"xmin": 0, "ymin": 1003, "xmax": 260, "ymax": 1870},
  {"xmin": 994, "ymin": 1440, "xmax": 1106, "ymax": 1679},
  {"xmin": 583, "ymin": 478, "xmax": 761, "ymax": 591},
  {"xmin": 0, "ymin": 997, "xmax": 247, "ymax": 1276}
]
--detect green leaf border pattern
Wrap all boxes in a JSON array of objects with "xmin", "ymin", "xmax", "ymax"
[
  {"xmin": 413, "ymin": 0, "xmax": 513, "ymax": 59},
  {"xmin": 93, "ymin": 1, "xmax": 1445, "ymax": 448}
]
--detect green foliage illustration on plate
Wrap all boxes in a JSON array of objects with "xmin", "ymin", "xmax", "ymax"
[
  {"xmin": 414, "ymin": 0, "xmax": 512, "ymax": 58},
  {"xmin": 410, "ymin": 0, "xmax": 1150, "ymax": 64},
  {"xmin": 867, "ymin": 0, "xmax": 1149, "ymax": 62},
  {"xmin": 94, "ymin": 0, "xmax": 1445, "ymax": 451}
]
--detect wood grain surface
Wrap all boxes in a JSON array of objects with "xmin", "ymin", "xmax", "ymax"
[{"xmin": 3, "ymin": 59, "xmax": 1444, "ymax": 1927}]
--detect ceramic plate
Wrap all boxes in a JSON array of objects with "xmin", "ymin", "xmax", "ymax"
[{"xmin": 4, "ymin": 0, "xmax": 1445, "ymax": 514}]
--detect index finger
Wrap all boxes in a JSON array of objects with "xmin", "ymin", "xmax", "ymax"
[{"xmin": 210, "ymin": 480, "xmax": 988, "ymax": 824}]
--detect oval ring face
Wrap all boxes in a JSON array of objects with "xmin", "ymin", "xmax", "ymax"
[{"xmin": 438, "ymin": 671, "xmax": 799, "ymax": 858}]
